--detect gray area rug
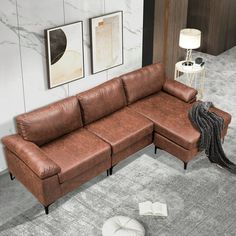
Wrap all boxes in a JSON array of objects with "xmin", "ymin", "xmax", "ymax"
[{"xmin": 0, "ymin": 47, "xmax": 236, "ymax": 236}]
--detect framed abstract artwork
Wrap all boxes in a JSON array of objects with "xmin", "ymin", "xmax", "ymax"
[
  {"xmin": 45, "ymin": 21, "xmax": 84, "ymax": 88},
  {"xmin": 90, "ymin": 11, "xmax": 123, "ymax": 74}
]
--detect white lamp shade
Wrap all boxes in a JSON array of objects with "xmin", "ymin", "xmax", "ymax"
[{"xmin": 179, "ymin": 28, "xmax": 201, "ymax": 49}]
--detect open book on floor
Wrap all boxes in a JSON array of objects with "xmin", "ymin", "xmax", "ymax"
[{"xmin": 139, "ymin": 201, "xmax": 168, "ymax": 217}]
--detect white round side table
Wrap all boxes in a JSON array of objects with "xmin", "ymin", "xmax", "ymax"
[{"xmin": 174, "ymin": 60, "xmax": 205, "ymax": 99}]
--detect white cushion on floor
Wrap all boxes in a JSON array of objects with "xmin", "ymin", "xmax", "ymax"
[{"xmin": 102, "ymin": 216, "xmax": 145, "ymax": 236}]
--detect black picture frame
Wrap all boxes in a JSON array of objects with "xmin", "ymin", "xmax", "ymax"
[
  {"xmin": 90, "ymin": 11, "xmax": 124, "ymax": 74},
  {"xmin": 45, "ymin": 21, "xmax": 85, "ymax": 89}
]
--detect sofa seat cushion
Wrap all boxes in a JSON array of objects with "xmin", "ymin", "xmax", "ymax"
[
  {"xmin": 86, "ymin": 107, "xmax": 153, "ymax": 154},
  {"xmin": 42, "ymin": 128, "xmax": 111, "ymax": 183},
  {"xmin": 129, "ymin": 91, "xmax": 231, "ymax": 150}
]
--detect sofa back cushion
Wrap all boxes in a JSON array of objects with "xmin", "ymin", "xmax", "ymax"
[
  {"xmin": 77, "ymin": 78, "xmax": 126, "ymax": 125},
  {"xmin": 16, "ymin": 96, "xmax": 83, "ymax": 146},
  {"xmin": 120, "ymin": 63, "xmax": 166, "ymax": 104}
]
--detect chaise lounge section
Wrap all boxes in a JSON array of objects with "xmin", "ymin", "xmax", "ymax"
[
  {"xmin": 1, "ymin": 63, "xmax": 231, "ymax": 214},
  {"xmin": 121, "ymin": 68, "xmax": 231, "ymax": 168}
]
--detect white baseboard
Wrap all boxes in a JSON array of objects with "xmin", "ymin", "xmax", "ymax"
[{"xmin": 0, "ymin": 168, "xmax": 8, "ymax": 176}]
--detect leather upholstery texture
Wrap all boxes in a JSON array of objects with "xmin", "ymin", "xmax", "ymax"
[
  {"xmin": 2, "ymin": 134, "xmax": 61, "ymax": 179},
  {"xmin": 112, "ymin": 135, "xmax": 152, "ymax": 166},
  {"xmin": 42, "ymin": 128, "xmax": 111, "ymax": 183},
  {"xmin": 61, "ymin": 160, "xmax": 110, "ymax": 195},
  {"xmin": 16, "ymin": 96, "xmax": 83, "ymax": 146},
  {"xmin": 163, "ymin": 79, "xmax": 198, "ymax": 103},
  {"xmin": 129, "ymin": 91, "xmax": 231, "ymax": 150},
  {"xmin": 120, "ymin": 63, "xmax": 165, "ymax": 104},
  {"xmin": 154, "ymin": 133, "xmax": 199, "ymax": 162},
  {"xmin": 86, "ymin": 107, "xmax": 153, "ymax": 154},
  {"xmin": 209, "ymin": 106, "xmax": 232, "ymax": 125},
  {"xmin": 78, "ymin": 78, "xmax": 126, "ymax": 125},
  {"xmin": 1, "ymin": 63, "xmax": 232, "ymax": 210},
  {"xmin": 5, "ymin": 148, "xmax": 62, "ymax": 206},
  {"xmin": 154, "ymin": 124, "xmax": 229, "ymax": 163}
]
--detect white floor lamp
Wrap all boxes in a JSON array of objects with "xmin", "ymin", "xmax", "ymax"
[{"xmin": 179, "ymin": 28, "xmax": 201, "ymax": 66}]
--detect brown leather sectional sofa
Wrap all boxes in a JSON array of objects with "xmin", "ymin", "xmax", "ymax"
[{"xmin": 2, "ymin": 63, "xmax": 231, "ymax": 214}]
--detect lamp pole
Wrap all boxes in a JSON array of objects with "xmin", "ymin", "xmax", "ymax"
[{"xmin": 185, "ymin": 49, "xmax": 193, "ymax": 65}]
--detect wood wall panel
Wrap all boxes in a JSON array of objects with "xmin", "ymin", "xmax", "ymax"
[
  {"xmin": 226, "ymin": 0, "xmax": 236, "ymax": 51},
  {"xmin": 186, "ymin": 0, "xmax": 210, "ymax": 52},
  {"xmin": 187, "ymin": 0, "xmax": 236, "ymax": 55},
  {"xmin": 153, "ymin": 0, "xmax": 165, "ymax": 64},
  {"xmin": 153, "ymin": 0, "xmax": 188, "ymax": 78}
]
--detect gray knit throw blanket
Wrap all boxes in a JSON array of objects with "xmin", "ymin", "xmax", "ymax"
[{"xmin": 189, "ymin": 101, "xmax": 236, "ymax": 174}]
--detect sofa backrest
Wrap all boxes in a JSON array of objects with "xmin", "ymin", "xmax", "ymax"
[
  {"xmin": 120, "ymin": 63, "xmax": 166, "ymax": 104},
  {"xmin": 16, "ymin": 96, "xmax": 83, "ymax": 146},
  {"xmin": 77, "ymin": 78, "xmax": 126, "ymax": 125}
]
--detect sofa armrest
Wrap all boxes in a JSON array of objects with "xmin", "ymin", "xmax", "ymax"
[
  {"xmin": 162, "ymin": 79, "xmax": 198, "ymax": 103},
  {"xmin": 2, "ymin": 134, "xmax": 61, "ymax": 179}
]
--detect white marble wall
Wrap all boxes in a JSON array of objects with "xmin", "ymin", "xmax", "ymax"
[
  {"xmin": 0, "ymin": 0, "xmax": 144, "ymax": 172},
  {"xmin": 0, "ymin": 0, "xmax": 25, "ymax": 172}
]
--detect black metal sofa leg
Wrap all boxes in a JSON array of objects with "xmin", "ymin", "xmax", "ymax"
[
  {"xmin": 44, "ymin": 205, "xmax": 49, "ymax": 215},
  {"xmin": 9, "ymin": 172, "xmax": 15, "ymax": 180},
  {"xmin": 109, "ymin": 167, "xmax": 113, "ymax": 175},
  {"xmin": 106, "ymin": 169, "xmax": 110, "ymax": 176},
  {"xmin": 184, "ymin": 162, "xmax": 188, "ymax": 170},
  {"xmin": 154, "ymin": 146, "xmax": 158, "ymax": 154},
  {"xmin": 154, "ymin": 146, "xmax": 163, "ymax": 154}
]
